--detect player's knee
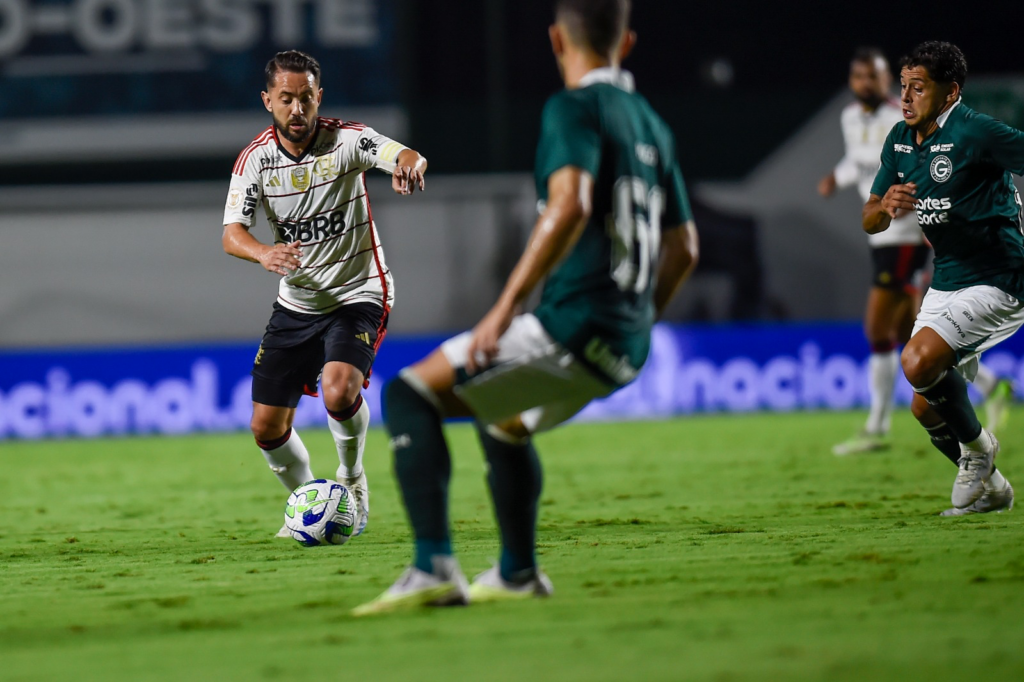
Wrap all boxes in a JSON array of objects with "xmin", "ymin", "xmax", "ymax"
[
  {"xmin": 250, "ymin": 416, "xmax": 288, "ymax": 443},
  {"xmin": 322, "ymin": 377, "xmax": 361, "ymax": 413},
  {"xmin": 900, "ymin": 344, "xmax": 938, "ymax": 388}
]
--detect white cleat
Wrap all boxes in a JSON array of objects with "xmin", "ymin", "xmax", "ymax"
[
  {"xmin": 952, "ymin": 430, "xmax": 999, "ymax": 509},
  {"xmin": 351, "ymin": 556, "xmax": 469, "ymax": 617},
  {"xmin": 941, "ymin": 480, "xmax": 1014, "ymax": 516},
  {"xmin": 832, "ymin": 431, "xmax": 889, "ymax": 456},
  {"xmin": 275, "ymin": 523, "xmax": 291, "ymax": 538},
  {"xmin": 343, "ymin": 471, "xmax": 369, "ymax": 537},
  {"xmin": 468, "ymin": 565, "xmax": 554, "ymax": 603}
]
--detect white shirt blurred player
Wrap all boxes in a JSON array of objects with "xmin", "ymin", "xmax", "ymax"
[
  {"xmin": 221, "ymin": 50, "xmax": 428, "ymax": 537},
  {"xmin": 820, "ymin": 48, "xmax": 1007, "ymax": 455}
]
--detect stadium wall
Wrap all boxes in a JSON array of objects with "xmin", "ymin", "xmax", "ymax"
[{"xmin": 2, "ymin": 323, "xmax": 1020, "ymax": 440}]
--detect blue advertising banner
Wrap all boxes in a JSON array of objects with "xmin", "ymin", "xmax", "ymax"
[
  {"xmin": 0, "ymin": 0, "xmax": 397, "ymax": 118},
  {"xmin": 2, "ymin": 322, "xmax": 1023, "ymax": 440}
]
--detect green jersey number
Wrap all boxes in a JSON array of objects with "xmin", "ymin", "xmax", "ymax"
[{"xmin": 607, "ymin": 177, "xmax": 664, "ymax": 293}]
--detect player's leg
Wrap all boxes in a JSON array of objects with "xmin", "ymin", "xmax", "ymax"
[
  {"xmin": 435, "ymin": 317, "xmax": 609, "ymax": 601},
  {"xmin": 320, "ymin": 303, "xmax": 388, "ymax": 537},
  {"xmin": 250, "ymin": 306, "xmax": 324, "ymax": 535},
  {"xmin": 903, "ymin": 286, "xmax": 1024, "ymax": 507},
  {"xmin": 973, "ymin": 361, "xmax": 1015, "ymax": 435},
  {"xmin": 352, "ymin": 351, "xmax": 470, "ymax": 616},
  {"xmin": 864, "ymin": 287, "xmax": 903, "ymax": 433},
  {"xmin": 251, "ymin": 401, "xmax": 314, "ymax": 493},
  {"xmin": 834, "ymin": 246, "xmax": 907, "ymax": 455}
]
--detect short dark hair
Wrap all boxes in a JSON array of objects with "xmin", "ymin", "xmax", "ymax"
[
  {"xmin": 900, "ymin": 41, "xmax": 967, "ymax": 87},
  {"xmin": 265, "ymin": 50, "xmax": 321, "ymax": 89},
  {"xmin": 852, "ymin": 46, "xmax": 887, "ymax": 68},
  {"xmin": 555, "ymin": 0, "xmax": 630, "ymax": 58}
]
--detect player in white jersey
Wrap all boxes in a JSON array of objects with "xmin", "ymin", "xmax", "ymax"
[
  {"xmin": 221, "ymin": 51, "xmax": 428, "ymax": 538},
  {"xmin": 819, "ymin": 48, "xmax": 1011, "ymax": 456}
]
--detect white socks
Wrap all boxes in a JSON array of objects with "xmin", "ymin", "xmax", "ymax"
[
  {"xmin": 973, "ymin": 362, "xmax": 998, "ymax": 397},
  {"xmin": 965, "ymin": 428, "xmax": 994, "ymax": 454},
  {"xmin": 258, "ymin": 428, "xmax": 314, "ymax": 491},
  {"xmin": 329, "ymin": 397, "xmax": 369, "ymax": 481},
  {"xmin": 865, "ymin": 350, "xmax": 898, "ymax": 435}
]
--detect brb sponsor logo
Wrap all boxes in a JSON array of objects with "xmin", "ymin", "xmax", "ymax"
[
  {"xmin": 915, "ymin": 196, "xmax": 951, "ymax": 225},
  {"xmin": 0, "ymin": 0, "xmax": 380, "ymax": 60},
  {"xmin": 276, "ymin": 209, "xmax": 346, "ymax": 243}
]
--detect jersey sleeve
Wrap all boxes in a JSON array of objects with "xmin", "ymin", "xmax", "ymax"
[
  {"xmin": 223, "ymin": 154, "xmax": 263, "ymax": 228},
  {"xmin": 869, "ymin": 128, "xmax": 900, "ymax": 197},
  {"xmin": 348, "ymin": 125, "xmax": 409, "ymax": 174},
  {"xmin": 535, "ymin": 93, "xmax": 601, "ymax": 182},
  {"xmin": 974, "ymin": 114, "xmax": 1024, "ymax": 175}
]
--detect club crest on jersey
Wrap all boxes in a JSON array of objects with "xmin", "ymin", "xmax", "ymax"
[
  {"xmin": 291, "ymin": 167, "xmax": 312, "ymax": 192},
  {"xmin": 930, "ymin": 155, "xmax": 953, "ymax": 183},
  {"xmin": 313, "ymin": 155, "xmax": 339, "ymax": 180}
]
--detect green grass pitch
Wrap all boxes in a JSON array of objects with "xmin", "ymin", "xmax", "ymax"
[{"xmin": 2, "ymin": 411, "xmax": 1023, "ymax": 681}]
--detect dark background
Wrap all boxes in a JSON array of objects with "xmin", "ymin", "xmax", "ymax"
[
  {"xmin": 399, "ymin": 0, "xmax": 1021, "ymax": 179},
  {"xmin": 2, "ymin": 0, "xmax": 1014, "ymax": 185}
]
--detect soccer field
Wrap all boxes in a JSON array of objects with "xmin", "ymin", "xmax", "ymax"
[{"xmin": 2, "ymin": 411, "xmax": 1022, "ymax": 682}]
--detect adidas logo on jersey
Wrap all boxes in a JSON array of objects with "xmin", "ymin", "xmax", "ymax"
[{"xmin": 355, "ymin": 332, "xmax": 371, "ymax": 345}]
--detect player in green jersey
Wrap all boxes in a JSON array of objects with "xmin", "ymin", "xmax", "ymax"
[
  {"xmin": 352, "ymin": 0, "xmax": 699, "ymax": 615},
  {"xmin": 864, "ymin": 41, "xmax": 1024, "ymax": 516}
]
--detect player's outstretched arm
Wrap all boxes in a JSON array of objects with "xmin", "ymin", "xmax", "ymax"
[
  {"xmin": 392, "ymin": 149, "xmax": 427, "ymax": 196},
  {"xmin": 465, "ymin": 166, "xmax": 593, "ymax": 373},
  {"xmin": 653, "ymin": 221, "xmax": 699, "ymax": 319},
  {"xmin": 863, "ymin": 183, "xmax": 916, "ymax": 234},
  {"xmin": 222, "ymin": 222, "xmax": 303, "ymax": 276}
]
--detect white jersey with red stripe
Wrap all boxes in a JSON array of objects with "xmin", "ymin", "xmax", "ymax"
[
  {"xmin": 224, "ymin": 117, "xmax": 407, "ymax": 314},
  {"xmin": 834, "ymin": 99, "xmax": 923, "ymax": 247}
]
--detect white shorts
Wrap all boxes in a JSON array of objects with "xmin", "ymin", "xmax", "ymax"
[
  {"xmin": 912, "ymin": 285, "xmax": 1024, "ymax": 381},
  {"xmin": 440, "ymin": 314, "xmax": 614, "ymax": 434}
]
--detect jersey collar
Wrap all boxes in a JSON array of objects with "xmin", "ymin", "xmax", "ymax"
[
  {"xmin": 578, "ymin": 67, "xmax": 635, "ymax": 92},
  {"xmin": 936, "ymin": 97, "xmax": 962, "ymax": 129}
]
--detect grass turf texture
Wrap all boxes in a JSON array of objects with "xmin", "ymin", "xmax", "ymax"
[{"xmin": 1, "ymin": 411, "xmax": 1023, "ymax": 681}]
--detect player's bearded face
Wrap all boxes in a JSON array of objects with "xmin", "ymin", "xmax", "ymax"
[
  {"xmin": 265, "ymin": 71, "xmax": 322, "ymax": 145},
  {"xmin": 849, "ymin": 61, "xmax": 888, "ymax": 108}
]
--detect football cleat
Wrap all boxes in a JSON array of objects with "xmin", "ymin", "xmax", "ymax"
[
  {"xmin": 941, "ymin": 480, "xmax": 1014, "ymax": 516},
  {"xmin": 343, "ymin": 471, "xmax": 369, "ymax": 537},
  {"xmin": 984, "ymin": 379, "xmax": 1014, "ymax": 436},
  {"xmin": 351, "ymin": 556, "xmax": 469, "ymax": 617},
  {"xmin": 468, "ymin": 565, "xmax": 554, "ymax": 603},
  {"xmin": 832, "ymin": 431, "xmax": 889, "ymax": 456},
  {"xmin": 952, "ymin": 431, "xmax": 999, "ymax": 508},
  {"xmin": 275, "ymin": 523, "xmax": 291, "ymax": 539}
]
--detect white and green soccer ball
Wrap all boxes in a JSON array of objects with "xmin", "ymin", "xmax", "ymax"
[{"xmin": 284, "ymin": 479, "xmax": 356, "ymax": 546}]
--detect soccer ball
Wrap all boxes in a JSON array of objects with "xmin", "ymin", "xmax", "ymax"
[{"xmin": 284, "ymin": 479, "xmax": 357, "ymax": 546}]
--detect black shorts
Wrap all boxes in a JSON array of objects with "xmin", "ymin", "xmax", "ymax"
[
  {"xmin": 251, "ymin": 301, "xmax": 389, "ymax": 408},
  {"xmin": 871, "ymin": 244, "xmax": 930, "ymax": 293}
]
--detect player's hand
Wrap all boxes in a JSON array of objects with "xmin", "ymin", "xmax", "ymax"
[
  {"xmin": 392, "ymin": 166, "xmax": 425, "ymax": 195},
  {"xmin": 465, "ymin": 301, "xmax": 517, "ymax": 375},
  {"xmin": 258, "ymin": 241, "xmax": 303, "ymax": 276},
  {"xmin": 881, "ymin": 182, "xmax": 917, "ymax": 218},
  {"xmin": 817, "ymin": 173, "xmax": 836, "ymax": 197}
]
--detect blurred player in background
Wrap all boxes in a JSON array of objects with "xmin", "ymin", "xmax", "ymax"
[
  {"xmin": 353, "ymin": 0, "xmax": 698, "ymax": 615},
  {"xmin": 222, "ymin": 50, "xmax": 427, "ymax": 538},
  {"xmin": 820, "ymin": 47, "xmax": 1012, "ymax": 456},
  {"xmin": 865, "ymin": 41, "xmax": 1024, "ymax": 515}
]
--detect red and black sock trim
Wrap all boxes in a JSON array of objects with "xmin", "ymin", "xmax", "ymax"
[
  {"xmin": 256, "ymin": 428, "xmax": 293, "ymax": 451},
  {"xmin": 328, "ymin": 394, "xmax": 364, "ymax": 422},
  {"xmin": 870, "ymin": 340, "xmax": 897, "ymax": 353}
]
